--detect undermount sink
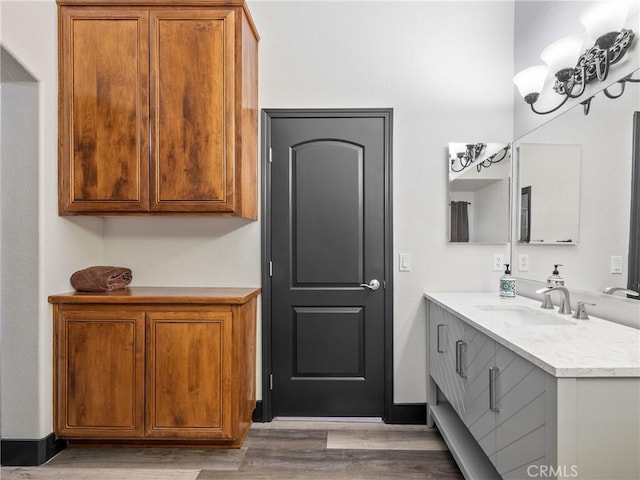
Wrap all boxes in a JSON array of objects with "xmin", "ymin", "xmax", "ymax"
[{"xmin": 476, "ymin": 304, "xmax": 576, "ymax": 326}]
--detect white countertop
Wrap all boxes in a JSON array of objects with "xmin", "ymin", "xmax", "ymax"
[{"xmin": 424, "ymin": 292, "xmax": 640, "ymax": 378}]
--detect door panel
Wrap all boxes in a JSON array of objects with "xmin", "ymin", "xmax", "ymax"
[
  {"xmin": 146, "ymin": 310, "xmax": 233, "ymax": 439},
  {"xmin": 56, "ymin": 309, "xmax": 145, "ymax": 438},
  {"xmin": 293, "ymin": 307, "xmax": 364, "ymax": 377},
  {"xmin": 60, "ymin": 8, "xmax": 149, "ymax": 213},
  {"xmin": 150, "ymin": 9, "xmax": 235, "ymax": 212},
  {"xmin": 268, "ymin": 112, "xmax": 390, "ymax": 417},
  {"xmin": 293, "ymin": 141, "xmax": 364, "ymax": 285}
]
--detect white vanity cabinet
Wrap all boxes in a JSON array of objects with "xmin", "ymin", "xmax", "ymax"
[
  {"xmin": 429, "ymin": 301, "xmax": 556, "ymax": 479},
  {"xmin": 426, "ymin": 293, "xmax": 640, "ymax": 480},
  {"xmin": 428, "ymin": 302, "xmax": 465, "ymax": 417}
]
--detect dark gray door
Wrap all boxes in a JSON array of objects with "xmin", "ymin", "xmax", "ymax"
[{"xmin": 264, "ymin": 109, "xmax": 392, "ymax": 418}]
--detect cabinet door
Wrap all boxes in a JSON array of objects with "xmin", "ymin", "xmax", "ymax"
[
  {"xmin": 55, "ymin": 308, "xmax": 145, "ymax": 438},
  {"xmin": 494, "ymin": 345, "xmax": 555, "ymax": 479},
  {"xmin": 149, "ymin": 9, "xmax": 236, "ymax": 213},
  {"xmin": 429, "ymin": 303, "xmax": 466, "ymax": 418},
  {"xmin": 146, "ymin": 310, "xmax": 234, "ymax": 439},
  {"xmin": 428, "ymin": 302, "xmax": 447, "ymax": 394},
  {"xmin": 462, "ymin": 324, "xmax": 497, "ymax": 464},
  {"xmin": 59, "ymin": 8, "xmax": 149, "ymax": 214}
]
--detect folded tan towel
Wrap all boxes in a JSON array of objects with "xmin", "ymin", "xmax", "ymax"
[{"xmin": 70, "ymin": 266, "xmax": 132, "ymax": 292}]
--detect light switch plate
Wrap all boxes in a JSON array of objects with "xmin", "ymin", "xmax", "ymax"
[
  {"xmin": 610, "ymin": 255, "xmax": 623, "ymax": 274},
  {"xmin": 518, "ymin": 254, "xmax": 530, "ymax": 272},
  {"xmin": 399, "ymin": 253, "xmax": 411, "ymax": 272},
  {"xmin": 493, "ymin": 254, "xmax": 505, "ymax": 272}
]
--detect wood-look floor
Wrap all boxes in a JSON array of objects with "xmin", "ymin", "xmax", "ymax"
[{"xmin": 1, "ymin": 421, "xmax": 463, "ymax": 479}]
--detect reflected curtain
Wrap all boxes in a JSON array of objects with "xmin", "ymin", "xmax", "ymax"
[{"xmin": 450, "ymin": 201, "xmax": 469, "ymax": 242}]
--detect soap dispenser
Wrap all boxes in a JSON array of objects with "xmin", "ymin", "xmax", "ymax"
[
  {"xmin": 547, "ymin": 264, "xmax": 565, "ymax": 286},
  {"xmin": 499, "ymin": 264, "xmax": 516, "ymax": 298}
]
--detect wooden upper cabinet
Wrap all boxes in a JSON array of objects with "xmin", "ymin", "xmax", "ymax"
[
  {"xmin": 59, "ymin": 9, "xmax": 150, "ymax": 213},
  {"xmin": 150, "ymin": 10, "xmax": 234, "ymax": 212},
  {"xmin": 58, "ymin": 1, "xmax": 259, "ymax": 218}
]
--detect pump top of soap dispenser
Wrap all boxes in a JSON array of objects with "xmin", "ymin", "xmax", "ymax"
[
  {"xmin": 504, "ymin": 264, "xmax": 512, "ymax": 275},
  {"xmin": 547, "ymin": 264, "xmax": 564, "ymax": 286}
]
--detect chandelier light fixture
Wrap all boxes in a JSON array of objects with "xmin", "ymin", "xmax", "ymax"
[{"xmin": 513, "ymin": 0, "xmax": 637, "ymax": 115}]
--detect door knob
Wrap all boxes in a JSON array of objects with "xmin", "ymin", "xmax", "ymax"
[{"xmin": 360, "ymin": 279, "xmax": 381, "ymax": 291}]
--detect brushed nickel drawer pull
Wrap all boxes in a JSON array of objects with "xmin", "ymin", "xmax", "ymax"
[
  {"xmin": 489, "ymin": 367, "xmax": 499, "ymax": 412},
  {"xmin": 459, "ymin": 342, "xmax": 467, "ymax": 378},
  {"xmin": 437, "ymin": 324, "xmax": 445, "ymax": 353}
]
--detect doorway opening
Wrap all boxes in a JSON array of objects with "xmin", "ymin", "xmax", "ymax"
[{"xmin": 260, "ymin": 109, "xmax": 394, "ymax": 422}]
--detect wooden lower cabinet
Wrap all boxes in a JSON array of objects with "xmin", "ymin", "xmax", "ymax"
[
  {"xmin": 56, "ymin": 309, "xmax": 145, "ymax": 438},
  {"xmin": 50, "ymin": 287, "xmax": 259, "ymax": 447},
  {"xmin": 146, "ymin": 310, "xmax": 233, "ymax": 439}
]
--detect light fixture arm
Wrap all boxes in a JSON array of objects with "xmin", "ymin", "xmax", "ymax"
[
  {"xmin": 529, "ymin": 94, "xmax": 571, "ymax": 115},
  {"xmin": 475, "ymin": 145, "xmax": 510, "ymax": 172},
  {"xmin": 603, "ymin": 80, "xmax": 626, "ymax": 99},
  {"xmin": 450, "ymin": 143, "xmax": 486, "ymax": 173},
  {"xmin": 517, "ymin": 28, "xmax": 635, "ymax": 116}
]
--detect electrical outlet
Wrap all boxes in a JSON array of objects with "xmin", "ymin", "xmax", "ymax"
[
  {"xmin": 518, "ymin": 254, "xmax": 530, "ymax": 272},
  {"xmin": 610, "ymin": 255, "xmax": 623, "ymax": 274},
  {"xmin": 493, "ymin": 254, "xmax": 505, "ymax": 271}
]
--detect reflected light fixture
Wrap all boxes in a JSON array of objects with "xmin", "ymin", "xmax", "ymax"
[
  {"xmin": 474, "ymin": 144, "xmax": 510, "ymax": 172},
  {"xmin": 514, "ymin": 0, "xmax": 636, "ymax": 115},
  {"xmin": 450, "ymin": 143, "xmax": 485, "ymax": 173},
  {"xmin": 450, "ymin": 144, "xmax": 510, "ymax": 173}
]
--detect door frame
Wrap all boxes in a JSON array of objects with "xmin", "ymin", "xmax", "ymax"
[
  {"xmin": 629, "ymin": 111, "xmax": 640, "ymax": 294},
  {"xmin": 259, "ymin": 108, "xmax": 394, "ymax": 422}
]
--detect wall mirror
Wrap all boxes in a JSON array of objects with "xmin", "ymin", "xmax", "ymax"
[
  {"xmin": 517, "ymin": 143, "xmax": 581, "ymax": 244},
  {"xmin": 512, "ymin": 67, "xmax": 640, "ymax": 294},
  {"xmin": 448, "ymin": 142, "xmax": 511, "ymax": 244}
]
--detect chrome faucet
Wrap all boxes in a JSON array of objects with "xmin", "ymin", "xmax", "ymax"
[
  {"xmin": 602, "ymin": 287, "xmax": 640, "ymax": 297},
  {"xmin": 573, "ymin": 301, "xmax": 595, "ymax": 320},
  {"xmin": 536, "ymin": 286, "xmax": 572, "ymax": 314}
]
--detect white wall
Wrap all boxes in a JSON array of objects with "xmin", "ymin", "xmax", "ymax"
[
  {"xmin": 1, "ymin": 1, "xmax": 104, "ymax": 440},
  {"xmin": 1, "ymin": 82, "xmax": 41, "ymax": 438},
  {"xmin": 514, "ymin": 0, "xmax": 640, "ymax": 138},
  {"xmin": 475, "ymin": 179, "xmax": 510, "ymax": 243},
  {"xmin": 0, "ymin": 0, "xmax": 514, "ymax": 441},
  {"xmin": 104, "ymin": 0, "xmax": 514, "ymax": 404},
  {"xmin": 518, "ymin": 143, "xmax": 580, "ymax": 242}
]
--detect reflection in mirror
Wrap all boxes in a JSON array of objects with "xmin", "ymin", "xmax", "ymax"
[
  {"xmin": 512, "ymin": 70, "xmax": 640, "ymax": 294},
  {"xmin": 448, "ymin": 143, "xmax": 511, "ymax": 244},
  {"xmin": 517, "ymin": 143, "xmax": 581, "ymax": 244}
]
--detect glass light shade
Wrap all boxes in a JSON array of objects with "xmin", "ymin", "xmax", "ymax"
[
  {"xmin": 579, "ymin": 0, "xmax": 631, "ymax": 40},
  {"xmin": 513, "ymin": 65, "xmax": 548, "ymax": 98},
  {"xmin": 540, "ymin": 36, "xmax": 584, "ymax": 74}
]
